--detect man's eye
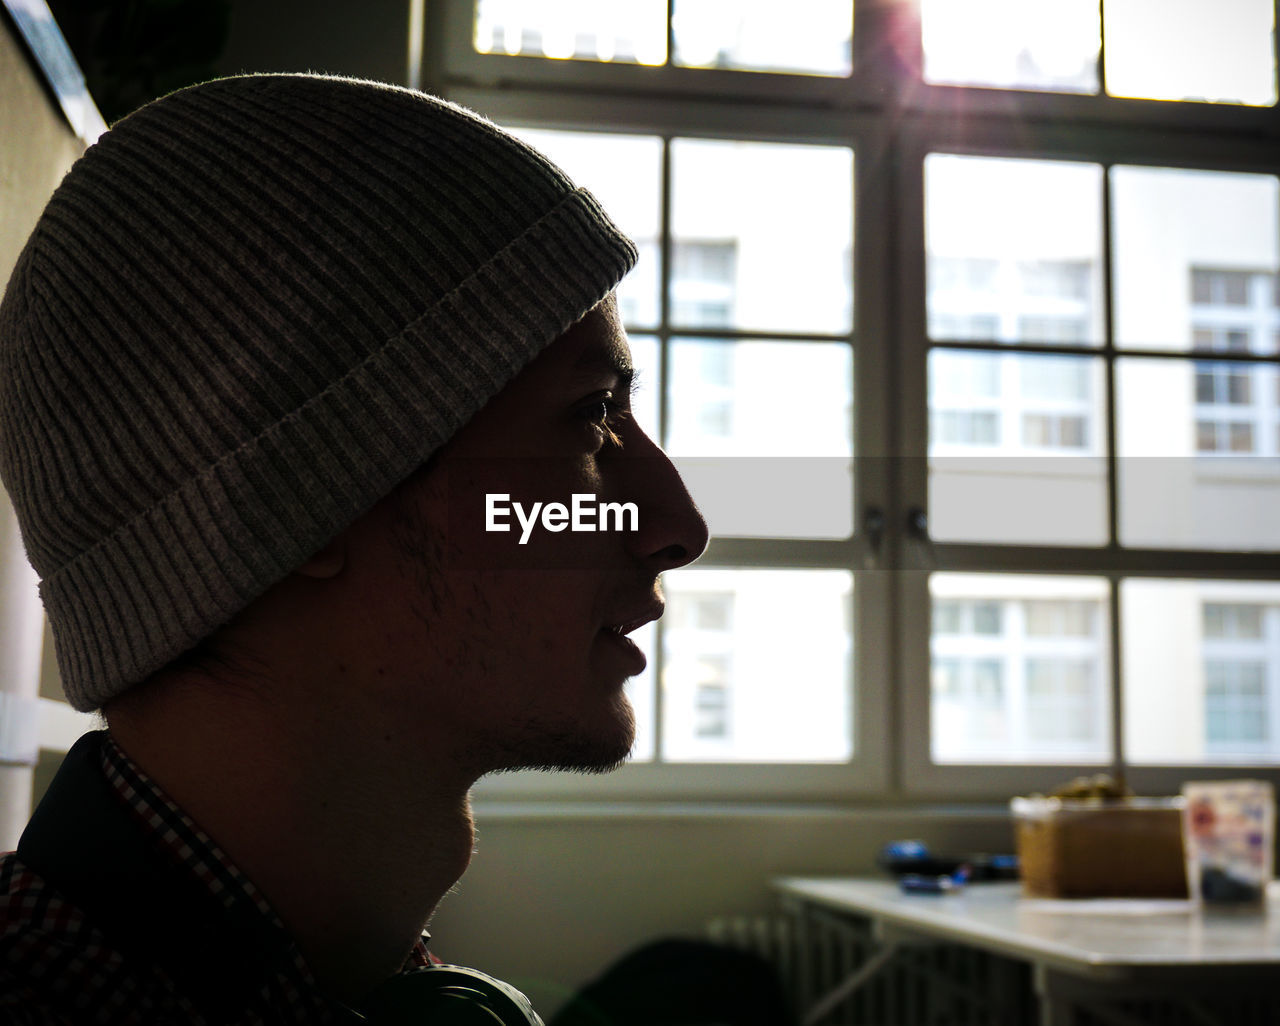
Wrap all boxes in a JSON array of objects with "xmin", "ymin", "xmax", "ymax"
[{"xmin": 579, "ymin": 393, "xmax": 627, "ymax": 447}]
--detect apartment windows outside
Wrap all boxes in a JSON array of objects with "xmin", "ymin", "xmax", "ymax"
[
  {"xmin": 1201, "ymin": 602, "xmax": 1280, "ymax": 759},
  {"xmin": 660, "ymin": 569, "xmax": 853, "ymax": 763},
  {"xmin": 1123, "ymin": 583, "xmax": 1280, "ymax": 766},
  {"xmin": 1205, "ymin": 660, "xmax": 1268, "ymax": 752},
  {"xmin": 693, "ymin": 678, "xmax": 731, "ymax": 740},
  {"xmin": 436, "ymin": 0, "xmax": 1280, "ymax": 800},
  {"xmin": 670, "ymin": 241, "xmax": 738, "ymax": 328},
  {"xmin": 1190, "ymin": 268, "xmax": 1280, "ymax": 456},
  {"xmin": 472, "ymin": 0, "xmax": 667, "ymax": 64},
  {"xmin": 665, "ymin": 591, "xmax": 736, "ymax": 752},
  {"xmin": 931, "ymin": 576, "xmax": 1110, "ymax": 764},
  {"xmin": 927, "ymin": 253, "xmax": 1096, "ymax": 348}
]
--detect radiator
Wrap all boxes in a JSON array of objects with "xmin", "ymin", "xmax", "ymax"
[{"xmin": 706, "ymin": 910, "xmax": 1278, "ymax": 1026}]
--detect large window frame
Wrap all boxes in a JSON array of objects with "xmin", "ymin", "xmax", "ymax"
[
  {"xmin": 898, "ymin": 119, "xmax": 1280, "ymax": 797},
  {"xmin": 426, "ymin": 0, "xmax": 1280, "ymax": 802}
]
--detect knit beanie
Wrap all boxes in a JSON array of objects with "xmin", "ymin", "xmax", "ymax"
[{"xmin": 0, "ymin": 73, "xmax": 637, "ymax": 712}]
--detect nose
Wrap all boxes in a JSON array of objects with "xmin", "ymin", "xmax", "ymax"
[{"xmin": 622, "ymin": 428, "xmax": 710, "ymax": 572}]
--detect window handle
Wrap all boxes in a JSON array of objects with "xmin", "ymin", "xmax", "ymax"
[
  {"xmin": 862, "ymin": 506, "xmax": 885, "ymax": 569},
  {"xmin": 906, "ymin": 505, "xmax": 937, "ymax": 568}
]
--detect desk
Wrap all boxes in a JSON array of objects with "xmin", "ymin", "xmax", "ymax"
[{"xmin": 774, "ymin": 877, "xmax": 1280, "ymax": 1026}]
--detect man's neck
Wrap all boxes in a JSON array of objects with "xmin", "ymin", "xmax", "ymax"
[{"xmin": 105, "ymin": 676, "xmax": 477, "ymax": 1005}]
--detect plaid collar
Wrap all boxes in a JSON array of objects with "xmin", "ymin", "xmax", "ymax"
[
  {"xmin": 100, "ymin": 735, "xmax": 435, "ymax": 1008},
  {"xmin": 99, "ymin": 733, "xmax": 341, "ymax": 1021},
  {"xmin": 102, "ymin": 736, "xmax": 288, "ymax": 924},
  {"xmin": 6, "ymin": 731, "xmax": 432, "ymax": 1025}
]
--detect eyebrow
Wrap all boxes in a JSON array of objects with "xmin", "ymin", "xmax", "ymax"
[{"xmin": 573, "ymin": 346, "xmax": 634, "ymax": 390}]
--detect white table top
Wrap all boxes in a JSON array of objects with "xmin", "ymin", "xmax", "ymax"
[{"xmin": 775, "ymin": 877, "xmax": 1280, "ymax": 978}]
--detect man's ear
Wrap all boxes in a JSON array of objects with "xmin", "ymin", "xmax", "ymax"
[{"xmin": 295, "ymin": 535, "xmax": 347, "ymax": 579}]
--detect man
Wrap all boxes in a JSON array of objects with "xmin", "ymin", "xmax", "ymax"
[{"xmin": 0, "ymin": 73, "xmax": 707, "ymax": 1023}]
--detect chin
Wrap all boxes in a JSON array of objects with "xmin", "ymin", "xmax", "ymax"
[
  {"xmin": 486, "ymin": 698, "xmax": 636, "ymax": 776},
  {"xmin": 488, "ymin": 744, "xmax": 632, "ymax": 777}
]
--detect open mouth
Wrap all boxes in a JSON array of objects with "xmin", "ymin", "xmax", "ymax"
[{"xmin": 598, "ymin": 621, "xmax": 653, "ymax": 674}]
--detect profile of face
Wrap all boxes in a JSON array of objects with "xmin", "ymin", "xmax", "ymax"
[{"xmin": 343, "ymin": 295, "xmax": 708, "ymax": 780}]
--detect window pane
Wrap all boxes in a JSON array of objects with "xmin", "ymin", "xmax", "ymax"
[
  {"xmin": 1112, "ymin": 167, "xmax": 1280, "ymax": 352},
  {"xmin": 1025, "ymin": 600, "xmax": 1095, "ymax": 637},
  {"xmin": 933, "ymin": 599, "xmax": 962, "ymax": 635},
  {"xmin": 931, "ymin": 348, "xmax": 1001, "ymax": 399},
  {"xmin": 1021, "ymin": 356, "xmax": 1090, "ymax": 401},
  {"xmin": 668, "ymin": 340, "xmax": 853, "ymax": 538},
  {"xmin": 1221, "ymin": 272, "xmax": 1253, "ymax": 307},
  {"xmin": 1117, "ymin": 357, "xmax": 1280, "ymax": 550},
  {"xmin": 929, "ymin": 351, "xmax": 1107, "ymax": 545},
  {"xmin": 1205, "ymin": 602, "xmax": 1264, "ymax": 640},
  {"xmin": 1026, "ymin": 658, "xmax": 1098, "ymax": 745},
  {"xmin": 671, "ymin": 139, "xmax": 853, "ymax": 334},
  {"xmin": 474, "ymin": 0, "xmax": 667, "ymax": 65},
  {"xmin": 972, "ymin": 601, "xmax": 1003, "ymax": 635},
  {"xmin": 926, "ymin": 155, "xmax": 1104, "ymax": 347},
  {"xmin": 1104, "ymin": 0, "xmax": 1277, "ymax": 106},
  {"xmin": 931, "ymin": 574, "xmax": 1111, "ymax": 764},
  {"xmin": 922, "ymin": 0, "xmax": 1100, "ymax": 93},
  {"xmin": 509, "ymin": 129, "xmax": 662, "ymax": 328},
  {"xmin": 672, "ymin": 0, "xmax": 851, "ymax": 76},
  {"xmin": 1123, "ymin": 580, "xmax": 1280, "ymax": 764},
  {"xmin": 662, "ymin": 568, "xmax": 853, "ymax": 762}
]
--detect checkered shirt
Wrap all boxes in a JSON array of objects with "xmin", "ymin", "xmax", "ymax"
[{"xmin": 0, "ymin": 735, "xmax": 433, "ymax": 1024}]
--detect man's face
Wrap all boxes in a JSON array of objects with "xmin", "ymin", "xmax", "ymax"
[{"xmin": 348, "ymin": 296, "xmax": 707, "ymax": 779}]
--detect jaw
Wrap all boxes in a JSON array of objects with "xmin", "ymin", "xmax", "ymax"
[{"xmin": 468, "ymin": 682, "xmax": 638, "ymax": 777}]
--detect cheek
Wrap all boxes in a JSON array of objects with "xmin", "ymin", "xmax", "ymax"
[{"xmin": 445, "ymin": 572, "xmax": 602, "ymax": 665}]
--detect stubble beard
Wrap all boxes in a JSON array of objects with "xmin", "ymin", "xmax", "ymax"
[
  {"xmin": 390, "ymin": 473, "xmax": 637, "ymax": 779},
  {"xmin": 481, "ymin": 690, "xmax": 637, "ymax": 777}
]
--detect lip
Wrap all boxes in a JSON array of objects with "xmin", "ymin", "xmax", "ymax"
[
  {"xmin": 598, "ymin": 602, "xmax": 664, "ymax": 675},
  {"xmin": 599, "ymin": 628, "xmax": 647, "ymax": 674},
  {"xmin": 603, "ymin": 601, "xmax": 665, "ymax": 638}
]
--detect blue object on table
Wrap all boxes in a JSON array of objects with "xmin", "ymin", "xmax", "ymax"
[
  {"xmin": 879, "ymin": 841, "xmax": 1019, "ymax": 882},
  {"xmin": 899, "ymin": 864, "xmax": 970, "ymax": 894},
  {"xmin": 883, "ymin": 840, "xmax": 929, "ymax": 860}
]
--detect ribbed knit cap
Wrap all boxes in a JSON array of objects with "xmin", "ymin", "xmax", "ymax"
[{"xmin": 0, "ymin": 74, "xmax": 637, "ymax": 712}]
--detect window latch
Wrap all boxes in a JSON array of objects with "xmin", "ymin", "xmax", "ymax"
[
  {"xmin": 906, "ymin": 505, "xmax": 937, "ymax": 568},
  {"xmin": 862, "ymin": 506, "xmax": 885, "ymax": 569}
]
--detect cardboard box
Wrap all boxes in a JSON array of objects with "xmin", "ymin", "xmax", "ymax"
[{"xmin": 1012, "ymin": 796, "xmax": 1188, "ymax": 899}]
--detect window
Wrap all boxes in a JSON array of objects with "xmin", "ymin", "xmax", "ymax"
[
  {"xmin": 1193, "ymin": 269, "xmax": 1255, "ymax": 307},
  {"xmin": 661, "ymin": 569, "xmax": 852, "ymax": 763},
  {"xmin": 473, "ymin": 0, "xmax": 667, "ymax": 64},
  {"xmin": 1190, "ymin": 268, "xmax": 1280, "ymax": 456},
  {"xmin": 671, "ymin": 241, "xmax": 738, "ymax": 327},
  {"xmin": 1204, "ymin": 602, "xmax": 1265, "ymax": 640},
  {"xmin": 1205, "ymin": 661, "xmax": 1268, "ymax": 750},
  {"xmin": 1202, "ymin": 603, "xmax": 1271, "ymax": 754},
  {"xmin": 666, "ymin": 594, "xmax": 733, "ymax": 749},
  {"xmin": 436, "ymin": 0, "xmax": 1280, "ymax": 800},
  {"xmin": 1121, "ymin": 586, "xmax": 1280, "ymax": 765},
  {"xmin": 920, "ymin": 0, "xmax": 1277, "ymax": 106},
  {"xmin": 1026, "ymin": 659, "xmax": 1099, "ymax": 746},
  {"xmin": 931, "ymin": 578, "xmax": 1109, "ymax": 763},
  {"xmin": 927, "ymin": 250, "xmax": 1097, "ymax": 348},
  {"xmin": 471, "ymin": 0, "xmax": 854, "ymax": 74},
  {"xmin": 694, "ymin": 680, "xmax": 730, "ymax": 740}
]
